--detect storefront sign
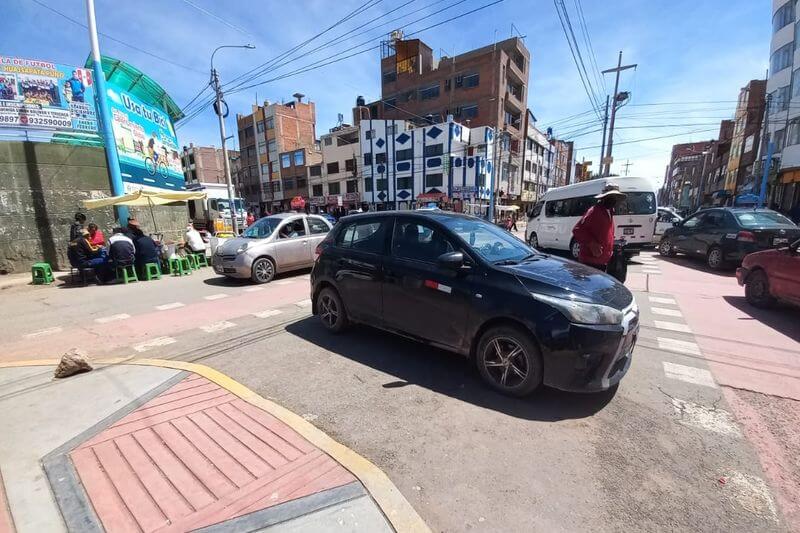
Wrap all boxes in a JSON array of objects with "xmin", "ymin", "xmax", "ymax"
[
  {"xmin": 344, "ymin": 192, "xmax": 361, "ymax": 202},
  {"xmin": 310, "ymin": 196, "xmax": 326, "ymax": 206},
  {"xmin": 0, "ymin": 56, "xmax": 97, "ymax": 133}
]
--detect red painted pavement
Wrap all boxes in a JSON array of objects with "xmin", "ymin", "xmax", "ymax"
[
  {"xmin": 0, "ymin": 469, "xmax": 14, "ymax": 533},
  {"xmin": 70, "ymin": 375, "xmax": 355, "ymax": 532}
]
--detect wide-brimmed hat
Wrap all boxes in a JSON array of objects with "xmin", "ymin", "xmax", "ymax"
[
  {"xmin": 127, "ymin": 218, "xmax": 140, "ymax": 227},
  {"xmin": 595, "ymin": 184, "xmax": 627, "ymax": 199}
]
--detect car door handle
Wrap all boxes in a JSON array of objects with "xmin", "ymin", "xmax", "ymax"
[{"xmin": 302, "ymin": 240, "xmax": 308, "ymax": 244}]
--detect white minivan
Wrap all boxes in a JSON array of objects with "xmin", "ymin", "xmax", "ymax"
[{"xmin": 525, "ymin": 176, "xmax": 658, "ymax": 258}]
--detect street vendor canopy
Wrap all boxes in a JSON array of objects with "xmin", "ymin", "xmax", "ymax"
[{"xmin": 82, "ymin": 190, "xmax": 206, "ymax": 209}]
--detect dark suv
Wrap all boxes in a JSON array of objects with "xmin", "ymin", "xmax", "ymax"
[
  {"xmin": 310, "ymin": 211, "xmax": 639, "ymax": 397},
  {"xmin": 658, "ymin": 208, "xmax": 800, "ymax": 269}
]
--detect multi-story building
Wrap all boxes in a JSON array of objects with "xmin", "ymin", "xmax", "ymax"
[
  {"xmin": 766, "ymin": 0, "xmax": 800, "ymax": 212},
  {"xmin": 550, "ymin": 139, "xmax": 574, "ymax": 188},
  {"xmin": 181, "ymin": 144, "xmax": 240, "ymax": 185},
  {"xmin": 364, "ymin": 32, "xmax": 529, "ymax": 206},
  {"xmin": 236, "ymin": 95, "xmax": 317, "ymax": 213},
  {"xmin": 357, "ymin": 116, "xmax": 495, "ymax": 212},
  {"xmin": 724, "ymin": 79, "xmax": 766, "ymax": 196},
  {"xmin": 703, "ymin": 120, "xmax": 735, "ymax": 204},
  {"xmin": 662, "ymin": 141, "xmax": 715, "ymax": 208},
  {"xmin": 519, "ymin": 112, "xmax": 553, "ymax": 210},
  {"xmin": 314, "ymin": 124, "xmax": 362, "ymax": 212},
  {"xmin": 276, "ymin": 146, "xmax": 321, "ymax": 210}
]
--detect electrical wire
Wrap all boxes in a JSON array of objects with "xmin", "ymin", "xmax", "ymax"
[
  {"xmin": 574, "ymin": 128, "xmax": 720, "ymax": 151},
  {"xmin": 179, "ymin": 0, "xmax": 254, "ymax": 37}
]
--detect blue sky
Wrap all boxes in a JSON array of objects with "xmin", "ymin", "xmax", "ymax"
[{"xmin": 5, "ymin": 0, "xmax": 770, "ymax": 182}]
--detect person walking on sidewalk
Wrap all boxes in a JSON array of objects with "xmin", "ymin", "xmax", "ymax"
[{"xmin": 571, "ymin": 184, "xmax": 626, "ymax": 272}]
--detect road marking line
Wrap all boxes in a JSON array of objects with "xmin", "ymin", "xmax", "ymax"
[
  {"xmin": 654, "ymin": 320, "xmax": 692, "ymax": 333},
  {"xmin": 156, "ymin": 302, "xmax": 185, "ymax": 311},
  {"xmin": 273, "ymin": 280, "xmax": 294, "ymax": 285},
  {"xmin": 652, "ymin": 307, "xmax": 682, "ymax": 317},
  {"xmin": 23, "ymin": 326, "xmax": 63, "ymax": 339},
  {"xmin": 642, "ymin": 269, "xmax": 662, "ymax": 274},
  {"xmin": 204, "ymin": 293, "xmax": 229, "ymax": 301},
  {"xmin": 671, "ymin": 398, "xmax": 741, "ymax": 437},
  {"xmin": 94, "ymin": 313, "xmax": 131, "ymax": 324},
  {"xmin": 133, "ymin": 337, "xmax": 176, "ymax": 352},
  {"xmin": 649, "ymin": 296, "xmax": 676, "ymax": 305},
  {"xmin": 252, "ymin": 309, "xmax": 282, "ymax": 319},
  {"xmin": 662, "ymin": 362, "xmax": 718, "ymax": 388},
  {"xmin": 295, "ymin": 299, "xmax": 312, "ymax": 308},
  {"xmin": 200, "ymin": 321, "xmax": 237, "ymax": 333},
  {"xmin": 244, "ymin": 287, "xmax": 264, "ymax": 292},
  {"xmin": 658, "ymin": 337, "xmax": 701, "ymax": 355}
]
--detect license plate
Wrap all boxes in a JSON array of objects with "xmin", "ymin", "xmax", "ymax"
[
  {"xmin": 774, "ymin": 238, "xmax": 789, "ymax": 246},
  {"xmin": 623, "ymin": 228, "xmax": 634, "ymax": 235},
  {"xmin": 223, "ymin": 267, "xmax": 237, "ymax": 274}
]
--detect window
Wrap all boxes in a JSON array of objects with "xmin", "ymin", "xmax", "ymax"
[
  {"xmin": 188, "ymin": 154, "xmax": 195, "ymax": 165},
  {"xmin": 425, "ymin": 173, "xmax": 443, "ymax": 188},
  {"xmin": 365, "ymin": 129, "xmax": 375, "ymax": 140},
  {"xmin": 444, "ymin": 79, "xmax": 451, "ymax": 91},
  {"xmin": 396, "ymin": 148, "xmax": 414, "ymax": 161},
  {"xmin": 616, "ymin": 192, "xmax": 657, "ymax": 215},
  {"xmin": 363, "ymin": 153, "xmax": 373, "ymax": 165},
  {"xmin": 771, "ymin": 85, "xmax": 791, "ymax": 113},
  {"xmin": 771, "ymin": 43, "xmax": 793, "ymax": 74},
  {"xmin": 281, "ymin": 153, "xmax": 291, "ymax": 168},
  {"xmin": 735, "ymin": 211, "xmax": 794, "ymax": 227},
  {"xmin": 773, "ymin": 128, "xmax": 786, "ymax": 151},
  {"xmin": 397, "ymin": 176, "xmax": 412, "ymax": 189},
  {"xmin": 382, "ymin": 70, "xmax": 397, "ymax": 83},
  {"xmin": 529, "ymin": 202, "xmax": 543, "ymax": 218},
  {"xmin": 370, "ymin": 104, "xmax": 379, "ymax": 117},
  {"xmin": 392, "ymin": 221, "xmax": 454, "ymax": 263},
  {"xmin": 376, "ymin": 153, "xmax": 387, "ymax": 164},
  {"xmin": 424, "ymin": 144, "xmax": 443, "ymax": 157},
  {"xmin": 682, "ymin": 213, "xmax": 705, "ymax": 229},
  {"xmin": 312, "ymin": 184, "xmax": 323, "ymax": 196},
  {"xmin": 296, "ymin": 177, "xmax": 307, "ymax": 189},
  {"xmin": 261, "ymin": 163, "xmax": 269, "ymax": 175},
  {"xmin": 787, "ymin": 117, "xmax": 800, "ymax": 146},
  {"xmin": 308, "ymin": 217, "xmax": 330, "ymax": 235},
  {"xmin": 293, "ymin": 150, "xmax": 304, "ymax": 166},
  {"xmin": 419, "ymin": 84, "xmax": 440, "ymax": 100},
  {"xmin": 324, "ymin": 137, "xmax": 333, "ymax": 146},
  {"xmin": 328, "ymin": 181, "xmax": 341, "ymax": 195},
  {"xmin": 386, "ymin": 125, "xmax": 396, "ymax": 136},
  {"xmin": 283, "ymin": 178, "xmax": 295, "ymax": 190},
  {"xmin": 309, "ymin": 165, "xmax": 322, "ymax": 177},
  {"xmin": 268, "ymin": 139, "xmax": 276, "ymax": 153},
  {"xmin": 258, "ymin": 142, "xmax": 267, "ymax": 155},
  {"xmin": 346, "ymin": 179, "xmax": 357, "ymax": 193},
  {"xmin": 278, "ymin": 218, "xmax": 306, "ymax": 239},
  {"xmin": 337, "ymin": 220, "xmax": 388, "ymax": 254},
  {"xmin": 242, "ymin": 217, "xmax": 282, "ymax": 238},
  {"xmin": 327, "ymin": 161, "xmax": 340, "ymax": 174},
  {"xmin": 545, "ymin": 200, "xmax": 566, "ymax": 217},
  {"xmin": 265, "ymin": 117, "xmax": 274, "ymax": 129},
  {"xmin": 462, "ymin": 104, "xmax": 478, "ymax": 119},
  {"xmin": 525, "ymin": 160, "xmax": 532, "ymax": 171},
  {"xmin": 774, "ymin": 1, "xmax": 794, "ymax": 33},
  {"xmin": 244, "ymin": 126, "xmax": 254, "ymax": 138},
  {"xmin": 793, "ymin": 69, "xmax": 800, "ymax": 99},
  {"xmin": 247, "ymin": 146, "xmax": 256, "ymax": 158},
  {"xmin": 345, "ymin": 158, "xmax": 355, "ymax": 172},
  {"xmin": 272, "ymin": 181, "xmax": 282, "ymax": 193},
  {"xmin": 364, "ymin": 178, "xmax": 373, "ymax": 192},
  {"xmin": 256, "ymin": 121, "xmax": 265, "ymax": 133},
  {"xmin": 455, "ymin": 75, "xmax": 463, "ymax": 88},
  {"xmin": 376, "ymin": 178, "xmax": 388, "ymax": 191},
  {"xmin": 463, "ymin": 73, "xmax": 479, "ymax": 88}
]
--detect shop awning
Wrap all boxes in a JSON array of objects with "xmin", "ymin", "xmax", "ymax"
[{"xmin": 82, "ymin": 190, "xmax": 206, "ymax": 209}]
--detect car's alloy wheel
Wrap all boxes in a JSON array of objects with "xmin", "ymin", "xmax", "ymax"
[
  {"xmin": 745, "ymin": 270, "xmax": 775, "ymax": 308},
  {"xmin": 316, "ymin": 287, "xmax": 348, "ymax": 333},
  {"xmin": 476, "ymin": 326, "xmax": 542, "ymax": 396},
  {"xmin": 659, "ymin": 239, "xmax": 674, "ymax": 257},
  {"xmin": 707, "ymin": 247, "xmax": 723, "ymax": 270},
  {"xmin": 251, "ymin": 258, "xmax": 275, "ymax": 284},
  {"xmin": 528, "ymin": 232, "xmax": 539, "ymax": 248},
  {"xmin": 570, "ymin": 240, "xmax": 581, "ymax": 259}
]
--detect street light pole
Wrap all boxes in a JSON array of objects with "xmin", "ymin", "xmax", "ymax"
[
  {"xmin": 601, "ymin": 51, "xmax": 637, "ymax": 176},
  {"xmin": 211, "ymin": 44, "xmax": 254, "ymax": 234}
]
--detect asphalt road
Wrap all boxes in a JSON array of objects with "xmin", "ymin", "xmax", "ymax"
[{"xmin": 0, "ymin": 254, "xmax": 793, "ymax": 532}]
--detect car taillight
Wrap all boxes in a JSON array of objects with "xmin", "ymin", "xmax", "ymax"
[{"xmin": 737, "ymin": 230, "xmax": 756, "ymax": 243}]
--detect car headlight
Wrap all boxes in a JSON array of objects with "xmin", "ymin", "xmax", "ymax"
[
  {"xmin": 531, "ymin": 292, "xmax": 623, "ymax": 325},
  {"xmin": 236, "ymin": 243, "xmax": 249, "ymax": 255}
]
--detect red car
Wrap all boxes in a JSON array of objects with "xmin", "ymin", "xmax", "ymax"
[{"xmin": 736, "ymin": 238, "xmax": 800, "ymax": 308}]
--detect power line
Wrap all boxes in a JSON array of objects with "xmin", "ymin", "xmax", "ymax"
[
  {"xmin": 179, "ymin": 0, "xmax": 254, "ymax": 37},
  {"xmin": 573, "ymin": 0, "xmax": 604, "ymax": 93},
  {"xmin": 31, "ymin": 0, "xmax": 204, "ymax": 74},
  {"xmin": 180, "ymin": 83, "xmax": 212, "ymax": 113},
  {"xmin": 575, "ymin": 128, "xmax": 719, "ymax": 151}
]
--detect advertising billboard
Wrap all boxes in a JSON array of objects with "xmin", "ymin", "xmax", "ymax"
[
  {"xmin": 0, "ymin": 56, "xmax": 97, "ymax": 133},
  {"xmin": 105, "ymin": 81, "xmax": 184, "ymax": 192}
]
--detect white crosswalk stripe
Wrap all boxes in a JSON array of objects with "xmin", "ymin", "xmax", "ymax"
[
  {"xmin": 295, "ymin": 299, "xmax": 312, "ymax": 308},
  {"xmin": 654, "ymin": 320, "xmax": 692, "ymax": 333},
  {"xmin": 658, "ymin": 337, "xmax": 701, "ymax": 356},
  {"xmin": 649, "ymin": 296, "xmax": 676, "ymax": 305},
  {"xmin": 133, "ymin": 336, "xmax": 176, "ymax": 352},
  {"xmin": 204, "ymin": 293, "xmax": 229, "ymax": 301},
  {"xmin": 652, "ymin": 307, "xmax": 682, "ymax": 317},
  {"xmin": 662, "ymin": 362, "xmax": 718, "ymax": 388},
  {"xmin": 200, "ymin": 321, "xmax": 237, "ymax": 333},
  {"xmin": 244, "ymin": 287, "xmax": 264, "ymax": 292},
  {"xmin": 156, "ymin": 302, "xmax": 185, "ymax": 311},
  {"xmin": 23, "ymin": 326, "xmax": 63, "ymax": 339},
  {"xmin": 95, "ymin": 314, "xmax": 131, "ymax": 324},
  {"xmin": 252, "ymin": 309, "xmax": 283, "ymax": 319},
  {"xmin": 671, "ymin": 398, "xmax": 741, "ymax": 437}
]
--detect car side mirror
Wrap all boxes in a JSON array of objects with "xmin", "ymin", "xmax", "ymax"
[
  {"xmin": 672, "ymin": 221, "xmax": 681, "ymax": 227},
  {"xmin": 437, "ymin": 251, "xmax": 465, "ymax": 271}
]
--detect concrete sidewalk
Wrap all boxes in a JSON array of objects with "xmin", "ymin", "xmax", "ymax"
[{"xmin": 0, "ymin": 360, "xmax": 428, "ymax": 533}]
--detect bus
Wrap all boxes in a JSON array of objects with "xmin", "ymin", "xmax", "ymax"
[{"xmin": 525, "ymin": 176, "xmax": 658, "ymax": 258}]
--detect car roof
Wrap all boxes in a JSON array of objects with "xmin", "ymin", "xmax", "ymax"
[
  {"xmin": 338, "ymin": 210, "xmax": 476, "ymax": 224},
  {"xmin": 265, "ymin": 212, "xmax": 303, "ymax": 219}
]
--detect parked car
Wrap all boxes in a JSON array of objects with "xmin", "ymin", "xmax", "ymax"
[
  {"xmin": 213, "ymin": 213, "xmax": 332, "ymax": 283},
  {"xmin": 658, "ymin": 208, "xmax": 800, "ymax": 269},
  {"xmin": 311, "ymin": 211, "xmax": 639, "ymax": 397},
  {"xmin": 654, "ymin": 207, "xmax": 682, "ymax": 244},
  {"xmin": 736, "ymin": 238, "xmax": 800, "ymax": 308}
]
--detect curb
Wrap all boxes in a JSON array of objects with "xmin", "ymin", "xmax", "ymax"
[
  {"xmin": 0, "ymin": 272, "xmax": 70, "ymax": 290},
  {"xmin": 0, "ymin": 358, "xmax": 431, "ymax": 533}
]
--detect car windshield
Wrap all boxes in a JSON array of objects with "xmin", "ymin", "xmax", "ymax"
[
  {"xmin": 241, "ymin": 216, "xmax": 282, "ymax": 238},
  {"xmin": 616, "ymin": 192, "xmax": 656, "ymax": 215},
  {"xmin": 735, "ymin": 211, "xmax": 796, "ymax": 228},
  {"xmin": 435, "ymin": 215, "xmax": 534, "ymax": 264},
  {"xmin": 217, "ymin": 199, "xmax": 245, "ymax": 212}
]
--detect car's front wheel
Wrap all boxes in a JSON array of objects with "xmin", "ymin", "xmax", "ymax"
[
  {"xmin": 251, "ymin": 257, "xmax": 275, "ymax": 284},
  {"xmin": 316, "ymin": 287, "xmax": 349, "ymax": 333},
  {"xmin": 706, "ymin": 246, "xmax": 725, "ymax": 270},
  {"xmin": 570, "ymin": 239, "xmax": 581, "ymax": 260},
  {"xmin": 745, "ymin": 270, "xmax": 776, "ymax": 308},
  {"xmin": 528, "ymin": 232, "xmax": 539, "ymax": 248},
  {"xmin": 476, "ymin": 325, "xmax": 543, "ymax": 397},
  {"xmin": 659, "ymin": 238, "xmax": 676, "ymax": 257}
]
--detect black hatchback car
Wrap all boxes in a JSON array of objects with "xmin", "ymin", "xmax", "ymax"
[
  {"xmin": 658, "ymin": 208, "xmax": 800, "ymax": 269},
  {"xmin": 310, "ymin": 211, "xmax": 639, "ymax": 397}
]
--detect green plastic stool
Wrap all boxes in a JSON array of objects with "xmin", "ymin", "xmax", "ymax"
[
  {"xmin": 144, "ymin": 262, "xmax": 162, "ymax": 281},
  {"xmin": 31, "ymin": 262, "xmax": 54, "ymax": 285},
  {"xmin": 169, "ymin": 257, "xmax": 192, "ymax": 276},
  {"xmin": 184, "ymin": 254, "xmax": 197, "ymax": 270},
  {"xmin": 193, "ymin": 252, "xmax": 208, "ymax": 268},
  {"xmin": 116, "ymin": 264, "xmax": 138, "ymax": 284}
]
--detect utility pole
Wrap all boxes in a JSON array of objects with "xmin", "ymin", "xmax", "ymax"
[
  {"xmin": 86, "ymin": 0, "xmax": 127, "ymax": 224},
  {"xmin": 758, "ymin": 93, "xmax": 774, "ymax": 208},
  {"xmin": 599, "ymin": 95, "xmax": 609, "ymax": 179},
  {"xmin": 622, "ymin": 160, "xmax": 632, "ymax": 176},
  {"xmin": 211, "ymin": 44, "xmax": 254, "ymax": 234},
  {"xmin": 602, "ymin": 51, "xmax": 637, "ymax": 176}
]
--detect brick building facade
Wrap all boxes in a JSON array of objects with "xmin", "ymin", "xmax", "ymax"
[{"xmin": 180, "ymin": 144, "xmax": 239, "ymax": 185}]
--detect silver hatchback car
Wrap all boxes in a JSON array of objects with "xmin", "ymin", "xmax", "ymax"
[{"xmin": 212, "ymin": 213, "xmax": 333, "ymax": 283}]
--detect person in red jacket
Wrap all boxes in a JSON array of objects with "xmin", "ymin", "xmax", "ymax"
[{"xmin": 571, "ymin": 184, "xmax": 627, "ymax": 271}]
